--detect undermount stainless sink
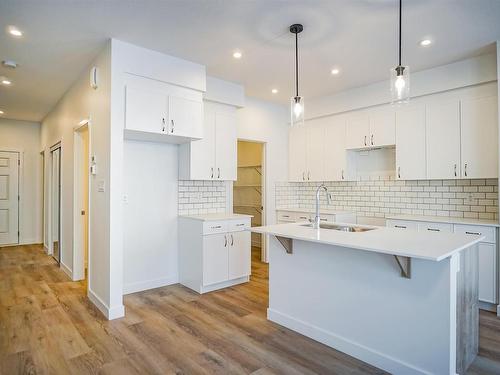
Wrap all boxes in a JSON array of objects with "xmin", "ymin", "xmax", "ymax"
[{"xmin": 301, "ymin": 222, "xmax": 376, "ymax": 232}]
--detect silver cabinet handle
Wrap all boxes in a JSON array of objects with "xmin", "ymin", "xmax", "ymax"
[
  {"xmin": 466, "ymin": 231, "xmax": 481, "ymax": 235},
  {"xmin": 162, "ymin": 118, "xmax": 166, "ymax": 132},
  {"xmin": 395, "ymin": 225, "xmax": 407, "ymax": 229},
  {"xmin": 371, "ymin": 134, "xmax": 374, "ymax": 146},
  {"xmin": 210, "ymin": 167, "xmax": 214, "ymax": 179},
  {"xmin": 427, "ymin": 228, "xmax": 440, "ymax": 232},
  {"xmin": 217, "ymin": 168, "xmax": 220, "ymax": 179},
  {"xmin": 224, "ymin": 234, "xmax": 227, "ymax": 247},
  {"xmin": 231, "ymin": 234, "xmax": 234, "ymax": 246},
  {"xmin": 464, "ymin": 163, "xmax": 468, "ymax": 177},
  {"xmin": 302, "ymin": 172, "xmax": 305, "ymax": 181},
  {"xmin": 364, "ymin": 135, "xmax": 367, "ymax": 146},
  {"xmin": 307, "ymin": 171, "xmax": 310, "ymax": 180},
  {"xmin": 170, "ymin": 119, "xmax": 174, "ymax": 133},
  {"xmin": 341, "ymin": 169, "xmax": 344, "ymax": 180},
  {"xmin": 398, "ymin": 166, "xmax": 401, "ymax": 179},
  {"xmin": 454, "ymin": 164, "xmax": 457, "ymax": 177}
]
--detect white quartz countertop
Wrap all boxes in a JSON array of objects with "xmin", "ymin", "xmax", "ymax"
[
  {"xmin": 277, "ymin": 207, "xmax": 354, "ymax": 215},
  {"xmin": 180, "ymin": 213, "xmax": 253, "ymax": 222},
  {"xmin": 250, "ymin": 222, "xmax": 484, "ymax": 262},
  {"xmin": 386, "ymin": 214, "xmax": 500, "ymax": 227}
]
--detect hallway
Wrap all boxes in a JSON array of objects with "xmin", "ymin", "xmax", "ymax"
[{"xmin": 0, "ymin": 244, "xmax": 500, "ymax": 374}]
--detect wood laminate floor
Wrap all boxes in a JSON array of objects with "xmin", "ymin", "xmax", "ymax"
[{"xmin": 1, "ymin": 244, "xmax": 500, "ymax": 375}]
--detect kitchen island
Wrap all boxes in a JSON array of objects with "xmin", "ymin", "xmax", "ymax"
[{"xmin": 251, "ymin": 222, "xmax": 484, "ymax": 375}]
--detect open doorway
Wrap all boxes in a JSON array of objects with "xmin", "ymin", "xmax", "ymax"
[
  {"xmin": 49, "ymin": 144, "xmax": 61, "ymax": 264},
  {"xmin": 73, "ymin": 122, "xmax": 90, "ymax": 284},
  {"xmin": 233, "ymin": 140, "xmax": 265, "ymax": 261}
]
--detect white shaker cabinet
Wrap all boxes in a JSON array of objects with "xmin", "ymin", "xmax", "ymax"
[
  {"xmin": 169, "ymin": 96, "xmax": 203, "ymax": 139},
  {"xmin": 324, "ymin": 116, "xmax": 352, "ymax": 181},
  {"xmin": 306, "ymin": 121, "xmax": 326, "ymax": 182},
  {"xmin": 179, "ymin": 215, "xmax": 252, "ymax": 294},
  {"xmin": 346, "ymin": 113, "xmax": 370, "ymax": 149},
  {"xmin": 125, "ymin": 86, "xmax": 168, "ymax": 135},
  {"xmin": 179, "ymin": 102, "xmax": 237, "ymax": 181},
  {"xmin": 369, "ymin": 109, "xmax": 396, "ymax": 147},
  {"xmin": 288, "ymin": 124, "xmax": 308, "ymax": 182},
  {"xmin": 426, "ymin": 100, "xmax": 461, "ymax": 179},
  {"xmin": 461, "ymin": 95, "xmax": 499, "ymax": 179},
  {"xmin": 395, "ymin": 105, "xmax": 426, "ymax": 180}
]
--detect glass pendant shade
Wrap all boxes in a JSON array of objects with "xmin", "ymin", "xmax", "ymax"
[
  {"xmin": 390, "ymin": 65, "xmax": 410, "ymax": 104},
  {"xmin": 290, "ymin": 96, "xmax": 304, "ymax": 127}
]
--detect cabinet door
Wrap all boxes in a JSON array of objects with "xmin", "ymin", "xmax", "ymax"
[
  {"xmin": 369, "ymin": 110, "xmax": 395, "ymax": 147},
  {"xmin": 228, "ymin": 231, "xmax": 251, "ymax": 279},
  {"xmin": 203, "ymin": 233, "xmax": 229, "ymax": 286},
  {"xmin": 289, "ymin": 125, "xmax": 308, "ymax": 181},
  {"xmin": 395, "ymin": 105, "xmax": 426, "ymax": 180},
  {"xmin": 306, "ymin": 121, "xmax": 326, "ymax": 181},
  {"xmin": 125, "ymin": 86, "xmax": 167, "ymax": 134},
  {"xmin": 169, "ymin": 96, "xmax": 203, "ymax": 138},
  {"xmin": 215, "ymin": 112, "xmax": 237, "ymax": 181},
  {"xmin": 324, "ymin": 116, "xmax": 347, "ymax": 181},
  {"xmin": 186, "ymin": 108, "xmax": 216, "ymax": 180},
  {"xmin": 426, "ymin": 100, "xmax": 461, "ymax": 179},
  {"xmin": 478, "ymin": 242, "xmax": 497, "ymax": 304},
  {"xmin": 346, "ymin": 113, "xmax": 369, "ymax": 149},
  {"xmin": 461, "ymin": 96, "xmax": 498, "ymax": 179}
]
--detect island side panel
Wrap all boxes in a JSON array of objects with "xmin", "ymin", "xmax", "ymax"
[{"xmin": 267, "ymin": 237, "xmax": 459, "ymax": 375}]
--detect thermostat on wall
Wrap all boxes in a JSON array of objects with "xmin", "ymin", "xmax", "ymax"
[{"xmin": 90, "ymin": 66, "xmax": 98, "ymax": 89}]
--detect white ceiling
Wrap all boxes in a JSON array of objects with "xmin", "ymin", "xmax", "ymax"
[{"xmin": 1, "ymin": 0, "xmax": 500, "ymax": 122}]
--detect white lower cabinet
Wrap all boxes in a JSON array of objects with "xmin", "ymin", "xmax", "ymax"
[
  {"xmin": 276, "ymin": 210, "xmax": 356, "ymax": 225},
  {"xmin": 388, "ymin": 218, "xmax": 498, "ymax": 307},
  {"xmin": 179, "ymin": 216, "xmax": 251, "ymax": 294}
]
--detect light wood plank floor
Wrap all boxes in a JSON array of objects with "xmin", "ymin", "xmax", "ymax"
[{"xmin": 1, "ymin": 244, "xmax": 500, "ymax": 374}]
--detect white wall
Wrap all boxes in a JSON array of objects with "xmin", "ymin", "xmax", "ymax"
[
  {"xmin": 236, "ymin": 97, "xmax": 289, "ymax": 260},
  {"xmin": 0, "ymin": 119, "xmax": 42, "ymax": 244},
  {"xmin": 41, "ymin": 41, "xmax": 117, "ymax": 317},
  {"xmin": 123, "ymin": 140, "xmax": 179, "ymax": 294}
]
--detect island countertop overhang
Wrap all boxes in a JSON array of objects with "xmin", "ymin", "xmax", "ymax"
[{"xmin": 250, "ymin": 222, "xmax": 484, "ymax": 262}]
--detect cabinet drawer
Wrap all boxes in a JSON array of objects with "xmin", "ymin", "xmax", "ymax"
[
  {"xmin": 228, "ymin": 219, "xmax": 251, "ymax": 232},
  {"xmin": 277, "ymin": 211, "xmax": 297, "ymax": 222},
  {"xmin": 386, "ymin": 220, "xmax": 418, "ymax": 230},
  {"xmin": 417, "ymin": 221, "xmax": 453, "ymax": 233},
  {"xmin": 203, "ymin": 221, "xmax": 228, "ymax": 235},
  {"xmin": 319, "ymin": 214, "xmax": 335, "ymax": 222},
  {"xmin": 454, "ymin": 224, "xmax": 496, "ymax": 244},
  {"xmin": 296, "ymin": 213, "xmax": 311, "ymax": 222}
]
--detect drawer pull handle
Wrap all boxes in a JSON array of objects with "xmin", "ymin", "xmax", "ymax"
[
  {"xmin": 320, "ymin": 218, "xmax": 327, "ymax": 221},
  {"xmin": 282, "ymin": 215, "xmax": 290, "ymax": 218},
  {"xmin": 211, "ymin": 225, "xmax": 222, "ymax": 229},
  {"xmin": 427, "ymin": 228, "xmax": 440, "ymax": 232},
  {"xmin": 465, "ymin": 231, "xmax": 481, "ymax": 235},
  {"xmin": 395, "ymin": 225, "xmax": 406, "ymax": 229},
  {"xmin": 236, "ymin": 223, "xmax": 245, "ymax": 227}
]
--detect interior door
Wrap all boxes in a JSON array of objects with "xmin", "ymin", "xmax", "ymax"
[
  {"xmin": 215, "ymin": 112, "xmax": 237, "ymax": 180},
  {"xmin": 305, "ymin": 120, "xmax": 325, "ymax": 181},
  {"xmin": 228, "ymin": 231, "xmax": 251, "ymax": 279},
  {"xmin": 395, "ymin": 104, "xmax": 427, "ymax": 180},
  {"xmin": 51, "ymin": 147, "xmax": 61, "ymax": 263},
  {"xmin": 0, "ymin": 151, "xmax": 19, "ymax": 245},
  {"xmin": 288, "ymin": 125, "xmax": 307, "ymax": 181},
  {"xmin": 324, "ymin": 116, "xmax": 347, "ymax": 181},
  {"xmin": 426, "ymin": 100, "xmax": 461, "ymax": 179},
  {"xmin": 125, "ymin": 85, "xmax": 167, "ymax": 134},
  {"xmin": 203, "ymin": 233, "xmax": 229, "ymax": 286},
  {"xmin": 461, "ymin": 96, "xmax": 498, "ymax": 179}
]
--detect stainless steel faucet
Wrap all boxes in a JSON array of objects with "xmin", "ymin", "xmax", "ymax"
[{"xmin": 313, "ymin": 184, "xmax": 332, "ymax": 229}]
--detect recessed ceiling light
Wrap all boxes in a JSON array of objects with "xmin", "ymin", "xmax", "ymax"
[
  {"xmin": 419, "ymin": 39, "xmax": 432, "ymax": 47},
  {"xmin": 232, "ymin": 51, "xmax": 242, "ymax": 59},
  {"xmin": 271, "ymin": 88, "xmax": 278, "ymax": 94},
  {"xmin": 331, "ymin": 68, "xmax": 340, "ymax": 75},
  {"xmin": 1, "ymin": 79, "xmax": 12, "ymax": 86},
  {"xmin": 7, "ymin": 26, "xmax": 23, "ymax": 37},
  {"xmin": 0, "ymin": 110, "xmax": 4, "ymax": 115}
]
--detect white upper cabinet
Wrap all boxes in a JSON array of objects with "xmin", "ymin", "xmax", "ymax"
[
  {"xmin": 346, "ymin": 113, "xmax": 370, "ymax": 149},
  {"xmin": 324, "ymin": 116, "xmax": 350, "ymax": 181},
  {"xmin": 461, "ymin": 95, "xmax": 498, "ymax": 179},
  {"xmin": 426, "ymin": 99, "xmax": 461, "ymax": 179},
  {"xmin": 306, "ymin": 121, "xmax": 326, "ymax": 182},
  {"xmin": 395, "ymin": 104, "xmax": 426, "ymax": 180},
  {"xmin": 369, "ymin": 109, "xmax": 396, "ymax": 147},
  {"xmin": 289, "ymin": 124, "xmax": 308, "ymax": 182},
  {"xmin": 124, "ymin": 76, "xmax": 203, "ymax": 144},
  {"xmin": 179, "ymin": 102, "xmax": 237, "ymax": 181}
]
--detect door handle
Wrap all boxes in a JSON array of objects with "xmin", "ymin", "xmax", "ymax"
[
  {"xmin": 224, "ymin": 234, "xmax": 227, "ymax": 247},
  {"xmin": 371, "ymin": 134, "xmax": 374, "ymax": 146},
  {"xmin": 231, "ymin": 234, "xmax": 234, "ymax": 246},
  {"xmin": 170, "ymin": 119, "xmax": 174, "ymax": 133},
  {"xmin": 81, "ymin": 210, "xmax": 85, "ymax": 215}
]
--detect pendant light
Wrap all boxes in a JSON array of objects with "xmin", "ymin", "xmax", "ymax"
[
  {"xmin": 390, "ymin": 0, "xmax": 410, "ymax": 104},
  {"xmin": 290, "ymin": 23, "xmax": 304, "ymax": 126}
]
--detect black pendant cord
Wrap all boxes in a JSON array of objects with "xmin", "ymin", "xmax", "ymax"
[
  {"xmin": 295, "ymin": 31, "xmax": 299, "ymax": 98},
  {"xmin": 398, "ymin": 0, "xmax": 402, "ymax": 67}
]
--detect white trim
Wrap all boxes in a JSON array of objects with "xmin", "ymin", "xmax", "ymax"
[
  {"xmin": 267, "ymin": 308, "xmax": 433, "ymax": 375},
  {"xmin": 88, "ymin": 288, "xmax": 125, "ymax": 320},
  {"xmin": 123, "ymin": 275, "xmax": 178, "ymax": 295},
  {"xmin": 60, "ymin": 261, "xmax": 73, "ymax": 279}
]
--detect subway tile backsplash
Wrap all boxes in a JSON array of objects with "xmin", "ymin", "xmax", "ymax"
[
  {"xmin": 276, "ymin": 177, "xmax": 499, "ymax": 221},
  {"xmin": 178, "ymin": 180, "xmax": 227, "ymax": 215}
]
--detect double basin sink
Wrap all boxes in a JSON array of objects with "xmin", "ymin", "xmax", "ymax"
[{"xmin": 301, "ymin": 222, "xmax": 376, "ymax": 233}]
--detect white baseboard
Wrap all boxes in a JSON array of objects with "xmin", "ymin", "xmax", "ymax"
[
  {"xmin": 60, "ymin": 261, "xmax": 73, "ymax": 279},
  {"xmin": 20, "ymin": 239, "xmax": 42, "ymax": 246},
  {"xmin": 267, "ymin": 308, "xmax": 432, "ymax": 375},
  {"xmin": 123, "ymin": 275, "xmax": 178, "ymax": 295},
  {"xmin": 88, "ymin": 288, "xmax": 125, "ymax": 320}
]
